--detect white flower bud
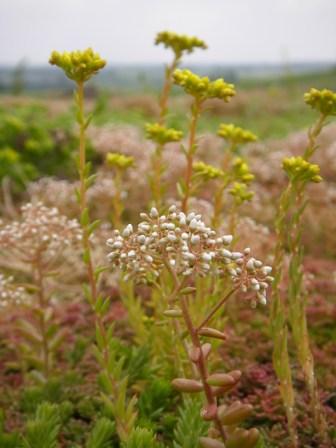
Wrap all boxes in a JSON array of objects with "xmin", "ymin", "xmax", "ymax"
[
  {"xmin": 231, "ymin": 252, "xmax": 243, "ymax": 260},
  {"xmin": 191, "ymin": 234, "xmax": 200, "ymax": 244},
  {"xmin": 222, "ymin": 249, "xmax": 232, "ymax": 258},
  {"xmin": 246, "ymin": 258, "xmax": 255, "ymax": 270},
  {"xmin": 122, "ymin": 224, "xmax": 133, "ymax": 237},
  {"xmin": 189, "ymin": 218, "xmax": 198, "ymax": 229},
  {"xmin": 145, "ymin": 255, "xmax": 153, "ymax": 263},
  {"xmin": 202, "ymin": 253, "xmax": 212, "ymax": 262},
  {"xmin": 137, "ymin": 235, "xmax": 146, "ymax": 243},
  {"xmin": 262, "ymin": 266, "xmax": 273, "ymax": 275},
  {"xmin": 222, "ymin": 235, "xmax": 233, "ymax": 245},
  {"xmin": 167, "ymin": 233, "xmax": 177, "ymax": 242}
]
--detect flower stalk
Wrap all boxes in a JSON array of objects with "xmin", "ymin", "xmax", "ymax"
[{"xmin": 50, "ymin": 49, "xmax": 137, "ymax": 442}]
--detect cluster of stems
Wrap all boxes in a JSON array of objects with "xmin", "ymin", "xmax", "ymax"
[
  {"xmin": 150, "ymin": 32, "xmax": 206, "ymax": 209},
  {"xmin": 271, "ymin": 112, "xmax": 329, "ymax": 446},
  {"xmin": 163, "ymin": 264, "xmax": 259, "ymax": 448}
]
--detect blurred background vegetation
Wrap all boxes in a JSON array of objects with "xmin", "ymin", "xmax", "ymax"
[{"xmin": 0, "ymin": 62, "xmax": 335, "ymax": 191}]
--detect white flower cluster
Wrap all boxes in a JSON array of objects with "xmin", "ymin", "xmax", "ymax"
[
  {"xmin": 107, "ymin": 206, "xmax": 273, "ymax": 305},
  {"xmin": 0, "ymin": 274, "xmax": 29, "ymax": 307},
  {"xmin": 0, "ymin": 202, "xmax": 82, "ymax": 263}
]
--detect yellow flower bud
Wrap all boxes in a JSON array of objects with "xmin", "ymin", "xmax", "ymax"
[
  {"xmin": 217, "ymin": 123, "xmax": 258, "ymax": 147},
  {"xmin": 155, "ymin": 31, "xmax": 207, "ymax": 59},
  {"xmin": 232, "ymin": 157, "xmax": 254, "ymax": 184},
  {"xmin": 193, "ymin": 161, "xmax": 224, "ymax": 181},
  {"xmin": 229, "ymin": 182, "xmax": 254, "ymax": 205},
  {"xmin": 282, "ymin": 156, "xmax": 322, "ymax": 184},
  {"xmin": 173, "ymin": 69, "xmax": 235, "ymax": 102},
  {"xmin": 304, "ymin": 88, "xmax": 336, "ymax": 116},
  {"xmin": 49, "ymin": 48, "xmax": 106, "ymax": 83},
  {"xmin": 145, "ymin": 123, "xmax": 183, "ymax": 145},
  {"xmin": 106, "ymin": 152, "xmax": 134, "ymax": 170}
]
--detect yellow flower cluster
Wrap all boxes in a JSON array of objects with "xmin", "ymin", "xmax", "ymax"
[
  {"xmin": 232, "ymin": 157, "xmax": 255, "ymax": 184},
  {"xmin": 193, "ymin": 161, "xmax": 224, "ymax": 181},
  {"xmin": 106, "ymin": 152, "xmax": 134, "ymax": 170},
  {"xmin": 155, "ymin": 31, "xmax": 207, "ymax": 58},
  {"xmin": 173, "ymin": 69, "xmax": 236, "ymax": 102},
  {"xmin": 49, "ymin": 48, "xmax": 106, "ymax": 82},
  {"xmin": 282, "ymin": 156, "xmax": 322, "ymax": 184},
  {"xmin": 304, "ymin": 88, "xmax": 336, "ymax": 116},
  {"xmin": 217, "ymin": 123, "xmax": 258, "ymax": 147},
  {"xmin": 145, "ymin": 123, "xmax": 183, "ymax": 145},
  {"xmin": 229, "ymin": 182, "xmax": 254, "ymax": 205}
]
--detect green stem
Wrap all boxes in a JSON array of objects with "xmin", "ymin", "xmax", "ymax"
[
  {"xmin": 181, "ymin": 99, "xmax": 202, "ymax": 213},
  {"xmin": 196, "ymin": 286, "xmax": 238, "ymax": 331},
  {"xmin": 77, "ymin": 81, "xmax": 98, "ymax": 304},
  {"xmin": 151, "ymin": 143, "xmax": 164, "ymax": 209},
  {"xmin": 111, "ymin": 168, "xmax": 124, "ymax": 229},
  {"xmin": 35, "ymin": 256, "xmax": 49, "ymax": 379},
  {"xmin": 159, "ymin": 55, "xmax": 179, "ymax": 124},
  {"xmin": 151, "ymin": 55, "xmax": 179, "ymax": 208},
  {"xmin": 76, "ymin": 81, "xmax": 135, "ymax": 441}
]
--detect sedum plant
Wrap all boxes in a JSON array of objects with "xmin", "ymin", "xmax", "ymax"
[
  {"xmin": 155, "ymin": 31, "xmax": 207, "ymax": 122},
  {"xmin": 147, "ymin": 31, "xmax": 206, "ymax": 209},
  {"xmin": 107, "ymin": 205, "xmax": 273, "ymax": 447},
  {"xmin": 271, "ymin": 87, "xmax": 336, "ymax": 446},
  {"xmin": 172, "ymin": 70, "xmax": 236, "ymax": 212},
  {"xmin": 85, "ymin": 417, "xmax": 115, "ymax": 448},
  {"xmin": 50, "ymin": 49, "xmax": 137, "ymax": 442},
  {"xmin": 22, "ymin": 402, "xmax": 61, "ymax": 448},
  {"xmin": 173, "ymin": 397, "xmax": 209, "ymax": 448}
]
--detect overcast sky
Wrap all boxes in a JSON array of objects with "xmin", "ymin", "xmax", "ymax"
[{"xmin": 0, "ymin": 0, "xmax": 335, "ymax": 66}]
